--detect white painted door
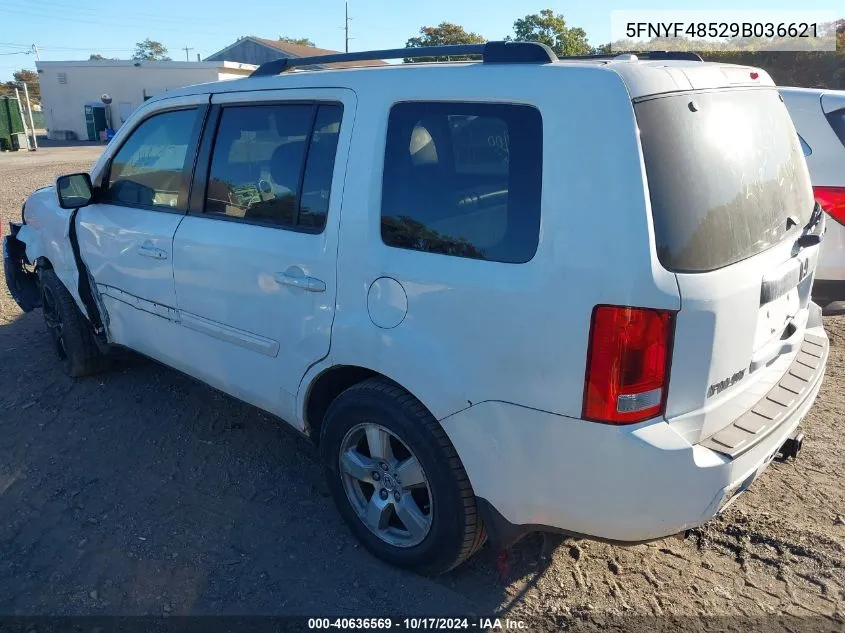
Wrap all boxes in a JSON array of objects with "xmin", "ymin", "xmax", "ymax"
[
  {"xmin": 77, "ymin": 102, "xmax": 206, "ymax": 360},
  {"xmin": 171, "ymin": 89, "xmax": 355, "ymax": 423}
]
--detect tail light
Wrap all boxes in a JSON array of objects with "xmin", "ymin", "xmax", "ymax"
[
  {"xmin": 583, "ymin": 305, "xmax": 675, "ymax": 424},
  {"xmin": 814, "ymin": 186, "xmax": 845, "ymax": 226}
]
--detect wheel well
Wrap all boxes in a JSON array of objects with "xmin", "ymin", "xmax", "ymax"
[{"xmin": 305, "ymin": 365, "xmax": 381, "ymax": 443}]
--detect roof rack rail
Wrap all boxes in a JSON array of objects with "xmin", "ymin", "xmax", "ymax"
[
  {"xmin": 561, "ymin": 51, "xmax": 703, "ymax": 62},
  {"xmin": 250, "ymin": 40, "xmax": 557, "ymax": 77}
]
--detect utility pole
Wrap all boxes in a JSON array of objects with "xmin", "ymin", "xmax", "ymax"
[
  {"xmin": 31, "ymin": 44, "xmax": 40, "ymax": 61},
  {"xmin": 21, "ymin": 81, "xmax": 38, "ymax": 150},
  {"xmin": 344, "ymin": 1, "xmax": 351, "ymax": 52},
  {"xmin": 182, "ymin": 46, "xmax": 194, "ymax": 61}
]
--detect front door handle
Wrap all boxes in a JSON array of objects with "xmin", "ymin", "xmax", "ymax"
[
  {"xmin": 274, "ymin": 267, "xmax": 326, "ymax": 293},
  {"xmin": 137, "ymin": 243, "xmax": 168, "ymax": 260}
]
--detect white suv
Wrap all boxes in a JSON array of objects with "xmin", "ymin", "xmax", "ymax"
[
  {"xmin": 3, "ymin": 43, "xmax": 829, "ymax": 574},
  {"xmin": 781, "ymin": 87, "xmax": 845, "ymax": 310}
]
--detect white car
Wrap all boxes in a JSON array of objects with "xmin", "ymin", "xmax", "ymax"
[
  {"xmin": 781, "ymin": 87, "xmax": 845, "ymax": 310},
  {"xmin": 3, "ymin": 43, "xmax": 828, "ymax": 574}
]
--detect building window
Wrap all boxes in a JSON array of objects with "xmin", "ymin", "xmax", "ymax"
[{"xmin": 57, "ymin": 72, "xmax": 67, "ymax": 84}]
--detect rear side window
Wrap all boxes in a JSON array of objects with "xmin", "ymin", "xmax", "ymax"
[
  {"xmin": 636, "ymin": 89, "xmax": 814, "ymax": 273},
  {"xmin": 105, "ymin": 108, "xmax": 198, "ymax": 210},
  {"xmin": 204, "ymin": 103, "xmax": 343, "ymax": 232},
  {"xmin": 381, "ymin": 102, "xmax": 542, "ymax": 264},
  {"xmin": 798, "ymin": 134, "xmax": 812, "ymax": 156},
  {"xmin": 827, "ymin": 108, "xmax": 845, "ymax": 149}
]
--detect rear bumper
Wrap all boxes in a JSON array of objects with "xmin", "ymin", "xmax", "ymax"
[
  {"xmin": 2, "ymin": 222, "xmax": 41, "ymax": 312},
  {"xmin": 442, "ymin": 323, "xmax": 828, "ymax": 547}
]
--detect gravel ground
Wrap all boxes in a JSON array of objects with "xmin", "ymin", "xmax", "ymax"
[{"xmin": 1, "ymin": 147, "xmax": 843, "ymax": 631}]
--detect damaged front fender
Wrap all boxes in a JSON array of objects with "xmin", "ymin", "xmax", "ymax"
[{"xmin": 3, "ymin": 222, "xmax": 41, "ymax": 312}]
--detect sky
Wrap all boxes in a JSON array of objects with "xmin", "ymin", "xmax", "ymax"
[{"xmin": 0, "ymin": 0, "xmax": 840, "ymax": 81}]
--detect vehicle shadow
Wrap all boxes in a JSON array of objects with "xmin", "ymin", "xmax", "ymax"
[{"xmin": 0, "ymin": 307, "xmax": 562, "ymax": 617}]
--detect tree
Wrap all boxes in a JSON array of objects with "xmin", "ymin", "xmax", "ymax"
[
  {"xmin": 2, "ymin": 69, "xmax": 40, "ymax": 103},
  {"xmin": 510, "ymin": 9, "xmax": 591, "ymax": 57},
  {"xmin": 404, "ymin": 23, "xmax": 486, "ymax": 62},
  {"xmin": 278, "ymin": 36, "xmax": 315, "ymax": 47},
  {"xmin": 132, "ymin": 39, "xmax": 171, "ymax": 61},
  {"xmin": 89, "ymin": 53, "xmax": 117, "ymax": 61}
]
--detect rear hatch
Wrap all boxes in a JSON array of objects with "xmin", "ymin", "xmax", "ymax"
[{"xmin": 635, "ymin": 86, "xmax": 824, "ymax": 448}]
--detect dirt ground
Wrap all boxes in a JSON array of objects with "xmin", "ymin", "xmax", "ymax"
[{"xmin": 0, "ymin": 147, "xmax": 843, "ymax": 631}]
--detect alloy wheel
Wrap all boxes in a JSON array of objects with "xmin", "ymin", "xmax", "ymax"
[{"xmin": 339, "ymin": 422, "xmax": 433, "ymax": 548}]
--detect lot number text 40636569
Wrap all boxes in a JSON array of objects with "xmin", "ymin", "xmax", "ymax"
[{"xmin": 307, "ymin": 617, "xmax": 528, "ymax": 630}]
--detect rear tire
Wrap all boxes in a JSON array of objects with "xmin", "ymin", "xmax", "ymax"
[
  {"xmin": 320, "ymin": 377, "xmax": 486, "ymax": 575},
  {"xmin": 39, "ymin": 269, "xmax": 109, "ymax": 377}
]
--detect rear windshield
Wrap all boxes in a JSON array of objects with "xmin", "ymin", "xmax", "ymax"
[{"xmin": 635, "ymin": 88, "xmax": 814, "ymax": 273}]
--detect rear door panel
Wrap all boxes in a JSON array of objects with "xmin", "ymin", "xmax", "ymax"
[{"xmin": 171, "ymin": 88, "xmax": 355, "ymax": 425}]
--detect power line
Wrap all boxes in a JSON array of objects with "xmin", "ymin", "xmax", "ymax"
[
  {"xmin": 3, "ymin": 0, "xmax": 238, "ymax": 32},
  {"xmin": 0, "ymin": 5, "xmax": 236, "ymax": 38},
  {"xmin": 182, "ymin": 46, "xmax": 194, "ymax": 61},
  {"xmin": 0, "ymin": 42, "xmax": 132, "ymax": 51}
]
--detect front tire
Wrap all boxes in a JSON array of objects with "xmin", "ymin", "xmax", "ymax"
[
  {"xmin": 320, "ymin": 378, "xmax": 486, "ymax": 575},
  {"xmin": 39, "ymin": 269, "xmax": 108, "ymax": 377}
]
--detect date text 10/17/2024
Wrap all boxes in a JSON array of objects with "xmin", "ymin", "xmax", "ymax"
[{"xmin": 307, "ymin": 618, "xmax": 528, "ymax": 630}]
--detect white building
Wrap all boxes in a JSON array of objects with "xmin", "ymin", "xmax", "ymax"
[{"xmin": 36, "ymin": 60, "xmax": 255, "ymax": 141}]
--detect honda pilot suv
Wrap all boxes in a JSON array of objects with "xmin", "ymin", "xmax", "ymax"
[{"xmin": 3, "ymin": 42, "xmax": 828, "ymax": 574}]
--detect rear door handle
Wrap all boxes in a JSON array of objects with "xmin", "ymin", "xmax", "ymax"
[
  {"xmin": 274, "ymin": 267, "xmax": 326, "ymax": 293},
  {"xmin": 137, "ymin": 243, "xmax": 168, "ymax": 260}
]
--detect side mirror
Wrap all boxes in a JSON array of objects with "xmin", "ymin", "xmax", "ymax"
[{"xmin": 56, "ymin": 173, "xmax": 94, "ymax": 209}]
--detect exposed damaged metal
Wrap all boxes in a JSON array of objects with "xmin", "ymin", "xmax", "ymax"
[
  {"xmin": 2, "ymin": 222, "xmax": 41, "ymax": 312},
  {"xmin": 97, "ymin": 284, "xmax": 180, "ymax": 322},
  {"xmin": 67, "ymin": 208, "xmax": 108, "ymax": 339}
]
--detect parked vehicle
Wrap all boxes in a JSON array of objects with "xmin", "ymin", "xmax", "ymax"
[
  {"xmin": 781, "ymin": 87, "xmax": 845, "ymax": 310},
  {"xmin": 3, "ymin": 43, "xmax": 828, "ymax": 574}
]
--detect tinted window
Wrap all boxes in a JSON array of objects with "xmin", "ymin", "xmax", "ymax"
[
  {"xmin": 105, "ymin": 108, "xmax": 198, "ymax": 209},
  {"xmin": 635, "ymin": 89, "xmax": 814, "ymax": 273},
  {"xmin": 798, "ymin": 134, "xmax": 812, "ymax": 156},
  {"xmin": 299, "ymin": 105, "xmax": 344, "ymax": 231},
  {"xmin": 381, "ymin": 102, "xmax": 542, "ymax": 264},
  {"xmin": 204, "ymin": 103, "xmax": 343, "ymax": 231},
  {"xmin": 826, "ymin": 108, "xmax": 845, "ymax": 149}
]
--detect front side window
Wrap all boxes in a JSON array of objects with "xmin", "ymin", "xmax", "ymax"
[
  {"xmin": 204, "ymin": 103, "xmax": 343, "ymax": 231},
  {"xmin": 381, "ymin": 102, "xmax": 543, "ymax": 264},
  {"xmin": 104, "ymin": 108, "xmax": 198, "ymax": 209}
]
